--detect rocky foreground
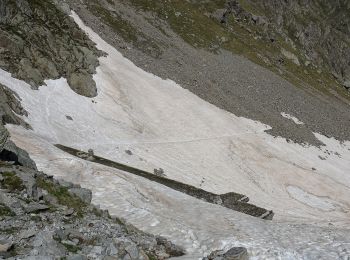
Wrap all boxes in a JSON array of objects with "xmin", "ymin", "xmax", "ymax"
[{"xmin": 0, "ymin": 163, "xmax": 185, "ymax": 259}]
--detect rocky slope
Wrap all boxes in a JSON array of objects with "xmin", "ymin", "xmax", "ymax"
[
  {"xmin": 233, "ymin": 0, "xmax": 350, "ymax": 91},
  {"xmin": 0, "ymin": 0, "xmax": 102, "ymax": 97},
  {"xmin": 0, "ymin": 163, "xmax": 184, "ymax": 259},
  {"xmin": 0, "ymin": 0, "xmax": 350, "ymax": 259},
  {"xmin": 66, "ymin": 0, "xmax": 350, "ymax": 146}
]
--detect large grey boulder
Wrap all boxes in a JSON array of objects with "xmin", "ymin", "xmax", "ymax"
[
  {"xmin": 68, "ymin": 187, "xmax": 92, "ymax": 204},
  {"xmin": 67, "ymin": 71, "xmax": 97, "ymax": 97},
  {"xmin": 2, "ymin": 140, "xmax": 37, "ymax": 170}
]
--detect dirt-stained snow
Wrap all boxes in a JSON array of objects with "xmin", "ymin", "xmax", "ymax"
[{"xmin": 0, "ymin": 12, "xmax": 349, "ymax": 259}]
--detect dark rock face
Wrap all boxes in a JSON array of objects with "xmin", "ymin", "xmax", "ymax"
[
  {"xmin": 0, "ymin": 83, "xmax": 30, "ymax": 128},
  {"xmin": 1, "ymin": 140, "xmax": 37, "ymax": 170},
  {"xmin": 225, "ymin": 0, "xmax": 350, "ymax": 91},
  {"xmin": 0, "ymin": 0, "xmax": 103, "ymax": 97}
]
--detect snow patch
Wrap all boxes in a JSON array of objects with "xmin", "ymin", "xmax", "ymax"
[
  {"xmin": 0, "ymin": 11, "xmax": 349, "ymax": 259},
  {"xmin": 281, "ymin": 112, "xmax": 304, "ymax": 125},
  {"xmin": 287, "ymin": 185, "xmax": 342, "ymax": 211}
]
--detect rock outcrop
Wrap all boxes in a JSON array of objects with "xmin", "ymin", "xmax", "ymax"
[
  {"xmin": 0, "ymin": 83, "xmax": 29, "ymax": 128},
  {"xmin": 0, "ymin": 164, "xmax": 185, "ymax": 259},
  {"xmin": 0, "ymin": 0, "xmax": 103, "ymax": 97},
  {"xmin": 223, "ymin": 0, "xmax": 350, "ymax": 91},
  {"xmin": 204, "ymin": 247, "xmax": 249, "ymax": 260}
]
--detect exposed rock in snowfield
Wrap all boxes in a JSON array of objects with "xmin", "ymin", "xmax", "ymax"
[
  {"xmin": 0, "ymin": 11, "xmax": 349, "ymax": 259},
  {"xmin": 0, "ymin": 0, "xmax": 102, "ymax": 97}
]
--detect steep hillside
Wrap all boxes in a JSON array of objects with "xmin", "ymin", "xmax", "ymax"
[
  {"xmin": 0, "ymin": 0, "xmax": 350, "ymax": 259},
  {"xmin": 0, "ymin": 0, "xmax": 102, "ymax": 96},
  {"xmin": 67, "ymin": 0, "xmax": 350, "ymax": 146}
]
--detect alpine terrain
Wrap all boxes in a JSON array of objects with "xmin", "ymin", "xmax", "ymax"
[{"xmin": 0, "ymin": 0, "xmax": 350, "ymax": 259}]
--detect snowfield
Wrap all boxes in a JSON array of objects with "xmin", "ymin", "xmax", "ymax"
[{"xmin": 1, "ymin": 12, "xmax": 350, "ymax": 259}]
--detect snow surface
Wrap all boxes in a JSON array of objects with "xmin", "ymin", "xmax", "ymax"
[{"xmin": 1, "ymin": 12, "xmax": 350, "ymax": 259}]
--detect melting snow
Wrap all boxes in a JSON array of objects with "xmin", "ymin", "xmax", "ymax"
[{"xmin": 0, "ymin": 12, "xmax": 350, "ymax": 259}]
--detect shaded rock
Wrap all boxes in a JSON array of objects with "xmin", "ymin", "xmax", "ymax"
[
  {"xmin": 63, "ymin": 208, "xmax": 75, "ymax": 216},
  {"xmin": 67, "ymin": 71, "xmax": 97, "ymax": 98},
  {"xmin": 2, "ymin": 140, "xmax": 37, "ymax": 170},
  {"xmin": 0, "ymin": 239, "xmax": 12, "ymax": 252},
  {"xmin": 0, "ymin": 124, "xmax": 8, "ymax": 153},
  {"xmin": 204, "ymin": 247, "xmax": 249, "ymax": 260},
  {"xmin": 58, "ymin": 179, "xmax": 75, "ymax": 189},
  {"xmin": 19, "ymin": 228, "xmax": 37, "ymax": 240},
  {"xmin": 24, "ymin": 202, "xmax": 49, "ymax": 213},
  {"xmin": 0, "ymin": 83, "xmax": 30, "ymax": 128},
  {"xmin": 68, "ymin": 187, "xmax": 92, "ymax": 204},
  {"xmin": 0, "ymin": 0, "xmax": 102, "ymax": 97},
  {"xmin": 0, "ymin": 164, "xmax": 184, "ymax": 259}
]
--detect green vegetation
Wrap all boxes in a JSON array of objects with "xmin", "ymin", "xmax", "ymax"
[
  {"xmin": 146, "ymin": 254, "xmax": 157, "ymax": 260},
  {"xmin": 36, "ymin": 177, "xmax": 87, "ymax": 217},
  {"xmin": 61, "ymin": 242, "xmax": 81, "ymax": 253},
  {"xmin": 114, "ymin": 0, "xmax": 349, "ymax": 99},
  {"xmin": 0, "ymin": 203, "xmax": 15, "ymax": 216},
  {"xmin": 0, "ymin": 226, "xmax": 19, "ymax": 234},
  {"xmin": 1, "ymin": 172, "xmax": 25, "ymax": 191}
]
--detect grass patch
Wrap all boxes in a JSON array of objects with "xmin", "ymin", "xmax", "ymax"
[
  {"xmin": 121, "ymin": 0, "xmax": 349, "ymax": 100},
  {"xmin": 1, "ymin": 172, "xmax": 25, "ymax": 191},
  {"xmin": 61, "ymin": 242, "xmax": 81, "ymax": 253},
  {"xmin": 0, "ymin": 227, "xmax": 19, "ymax": 234},
  {"xmin": 36, "ymin": 177, "xmax": 86, "ymax": 217},
  {"xmin": 0, "ymin": 203, "xmax": 15, "ymax": 216},
  {"xmin": 146, "ymin": 254, "xmax": 157, "ymax": 260}
]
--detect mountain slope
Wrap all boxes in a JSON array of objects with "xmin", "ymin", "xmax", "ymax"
[
  {"xmin": 67, "ymin": 0, "xmax": 350, "ymax": 146},
  {"xmin": 0, "ymin": 0, "xmax": 350, "ymax": 259},
  {"xmin": 1, "ymin": 12, "xmax": 350, "ymax": 258}
]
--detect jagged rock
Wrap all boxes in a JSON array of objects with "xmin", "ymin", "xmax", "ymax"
[
  {"xmin": 224, "ymin": 0, "xmax": 350, "ymax": 87},
  {"xmin": 0, "ymin": 239, "xmax": 12, "ymax": 252},
  {"xmin": 19, "ymin": 228, "xmax": 37, "ymax": 240},
  {"xmin": 343, "ymin": 80, "xmax": 350, "ymax": 91},
  {"xmin": 0, "ymin": 83, "xmax": 30, "ymax": 128},
  {"xmin": 2, "ymin": 140, "xmax": 37, "ymax": 170},
  {"xmin": 63, "ymin": 208, "xmax": 75, "ymax": 216},
  {"xmin": 0, "ymin": 124, "xmax": 8, "ymax": 153},
  {"xmin": 68, "ymin": 187, "xmax": 92, "ymax": 204},
  {"xmin": 0, "ymin": 191, "xmax": 24, "ymax": 215},
  {"xmin": 204, "ymin": 247, "xmax": 249, "ymax": 260},
  {"xmin": 0, "ymin": 0, "xmax": 102, "ymax": 97},
  {"xmin": 0, "ymin": 164, "xmax": 185, "ymax": 259},
  {"xmin": 58, "ymin": 179, "xmax": 75, "ymax": 189},
  {"xmin": 23, "ymin": 201, "xmax": 49, "ymax": 213}
]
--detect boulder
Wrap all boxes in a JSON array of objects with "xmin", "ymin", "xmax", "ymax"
[
  {"xmin": 67, "ymin": 71, "xmax": 97, "ymax": 97},
  {"xmin": 2, "ymin": 140, "xmax": 37, "ymax": 170},
  {"xmin": 0, "ymin": 239, "xmax": 12, "ymax": 252},
  {"xmin": 68, "ymin": 187, "xmax": 92, "ymax": 204},
  {"xmin": 204, "ymin": 247, "xmax": 249, "ymax": 260}
]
